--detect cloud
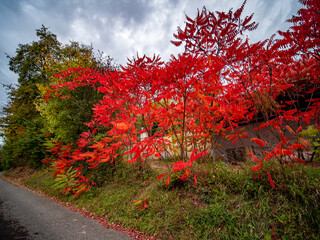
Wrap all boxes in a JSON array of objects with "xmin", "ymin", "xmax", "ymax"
[{"xmin": 0, "ymin": 0, "xmax": 302, "ymax": 107}]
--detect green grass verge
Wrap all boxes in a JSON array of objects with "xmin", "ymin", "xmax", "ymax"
[{"xmin": 23, "ymin": 160, "xmax": 320, "ymax": 239}]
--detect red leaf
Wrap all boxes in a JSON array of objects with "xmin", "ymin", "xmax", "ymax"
[
  {"xmin": 180, "ymin": 168, "xmax": 190, "ymax": 180},
  {"xmin": 286, "ymin": 125, "xmax": 296, "ymax": 135},
  {"xmin": 248, "ymin": 152, "xmax": 260, "ymax": 163},
  {"xmin": 190, "ymin": 149, "xmax": 208, "ymax": 163},
  {"xmin": 194, "ymin": 174, "xmax": 198, "ymax": 186},
  {"xmin": 250, "ymin": 138, "xmax": 267, "ymax": 147},
  {"xmin": 157, "ymin": 173, "xmax": 167, "ymax": 180},
  {"xmin": 170, "ymin": 40, "xmax": 183, "ymax": 46},
  {"xmin": 172, "ymin": 161, "xmax": 188, "ymax": 172},
  {"xmin": 267, "ymin": 172, "xmax": 275, "ymax": 189},
  {"xmin": 190, "ymin": 148, "xmax": 198, "ymax": 162},
  {"xmin": 281, "ymin": 149, "xmax": 295, "ymax": 156},
  {"xmin": 165, "ymin": 175, "xmax": 170, "ymax": 185},
  {"xmin": 127, "ymin": 156, "xmax": 138, "ymax": 163},
  {"xmin": 296, "ymin": 126, "xmax": 302, "ymax": 133},
  {"xmin": 138, "ymin": 129, "xmax": 147, "ymax": 134},
  {"xmin": 252, "ymin": 164, "xmax": 262, "ymax": 172}
]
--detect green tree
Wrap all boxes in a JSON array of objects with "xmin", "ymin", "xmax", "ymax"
[
  {"xmin": 1, "ymin": 26, "xmax": 60, "ymax": 168},
  {"xmin": 0, "ymin": 25, "xmax": 115, "ymax": 169},
  {"xmin": 36, "ymin": 41, "xmax": 115, "ymax": 144}
]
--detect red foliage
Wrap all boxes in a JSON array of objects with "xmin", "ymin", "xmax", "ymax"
[
  {"xmin": 267, "ymin": 172, "xmax": 276, "ymax": 189},
  {"xmin": 43, "ymin": 0, "xmax": 319, "ymax": 194},
  {"xmin": 251, "ymin": 138, "xmax": 268, "ymax": 148}
]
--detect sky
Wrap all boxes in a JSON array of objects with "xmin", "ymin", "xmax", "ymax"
[{"xmin": 0, "ymin": 0, "xmax": 302, "ymax": 107}]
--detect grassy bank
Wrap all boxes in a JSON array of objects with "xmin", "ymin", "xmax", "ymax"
[{"xmin": 2, "ymin": 160, "xmax": 320, "ymax": 239}]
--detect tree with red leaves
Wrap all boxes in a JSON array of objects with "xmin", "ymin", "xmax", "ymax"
[{"xmin": 42, "ymin": 0, "xmax": 319, "ymax": 194}]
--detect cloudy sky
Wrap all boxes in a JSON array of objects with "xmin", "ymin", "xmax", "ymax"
[{"xmin": 0, "ymin": 0, "xmax": 302, "ymax": 107}]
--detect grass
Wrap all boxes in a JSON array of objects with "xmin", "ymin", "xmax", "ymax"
[{"xmin": 12, "ymin": 159, "xmax": 320, "ymax": 239}]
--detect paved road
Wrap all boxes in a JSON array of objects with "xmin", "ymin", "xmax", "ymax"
[{"xmin": 0, "ymin": 176, "xmax": 132, "ymax": 240}]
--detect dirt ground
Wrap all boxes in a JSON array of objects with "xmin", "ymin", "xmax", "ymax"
[{"xmin": 1, "ymin": 167, "xmax": 40, "ymax": 186}]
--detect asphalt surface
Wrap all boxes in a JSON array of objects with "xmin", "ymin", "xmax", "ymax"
[{"xmin": 0, "ymin": 175, "xmax": 132, "ymax": 240}]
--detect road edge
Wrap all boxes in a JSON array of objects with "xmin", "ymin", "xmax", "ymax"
[{"xmin": 0, "ymin": 168, "xmax": 155, "ymax": 240}]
